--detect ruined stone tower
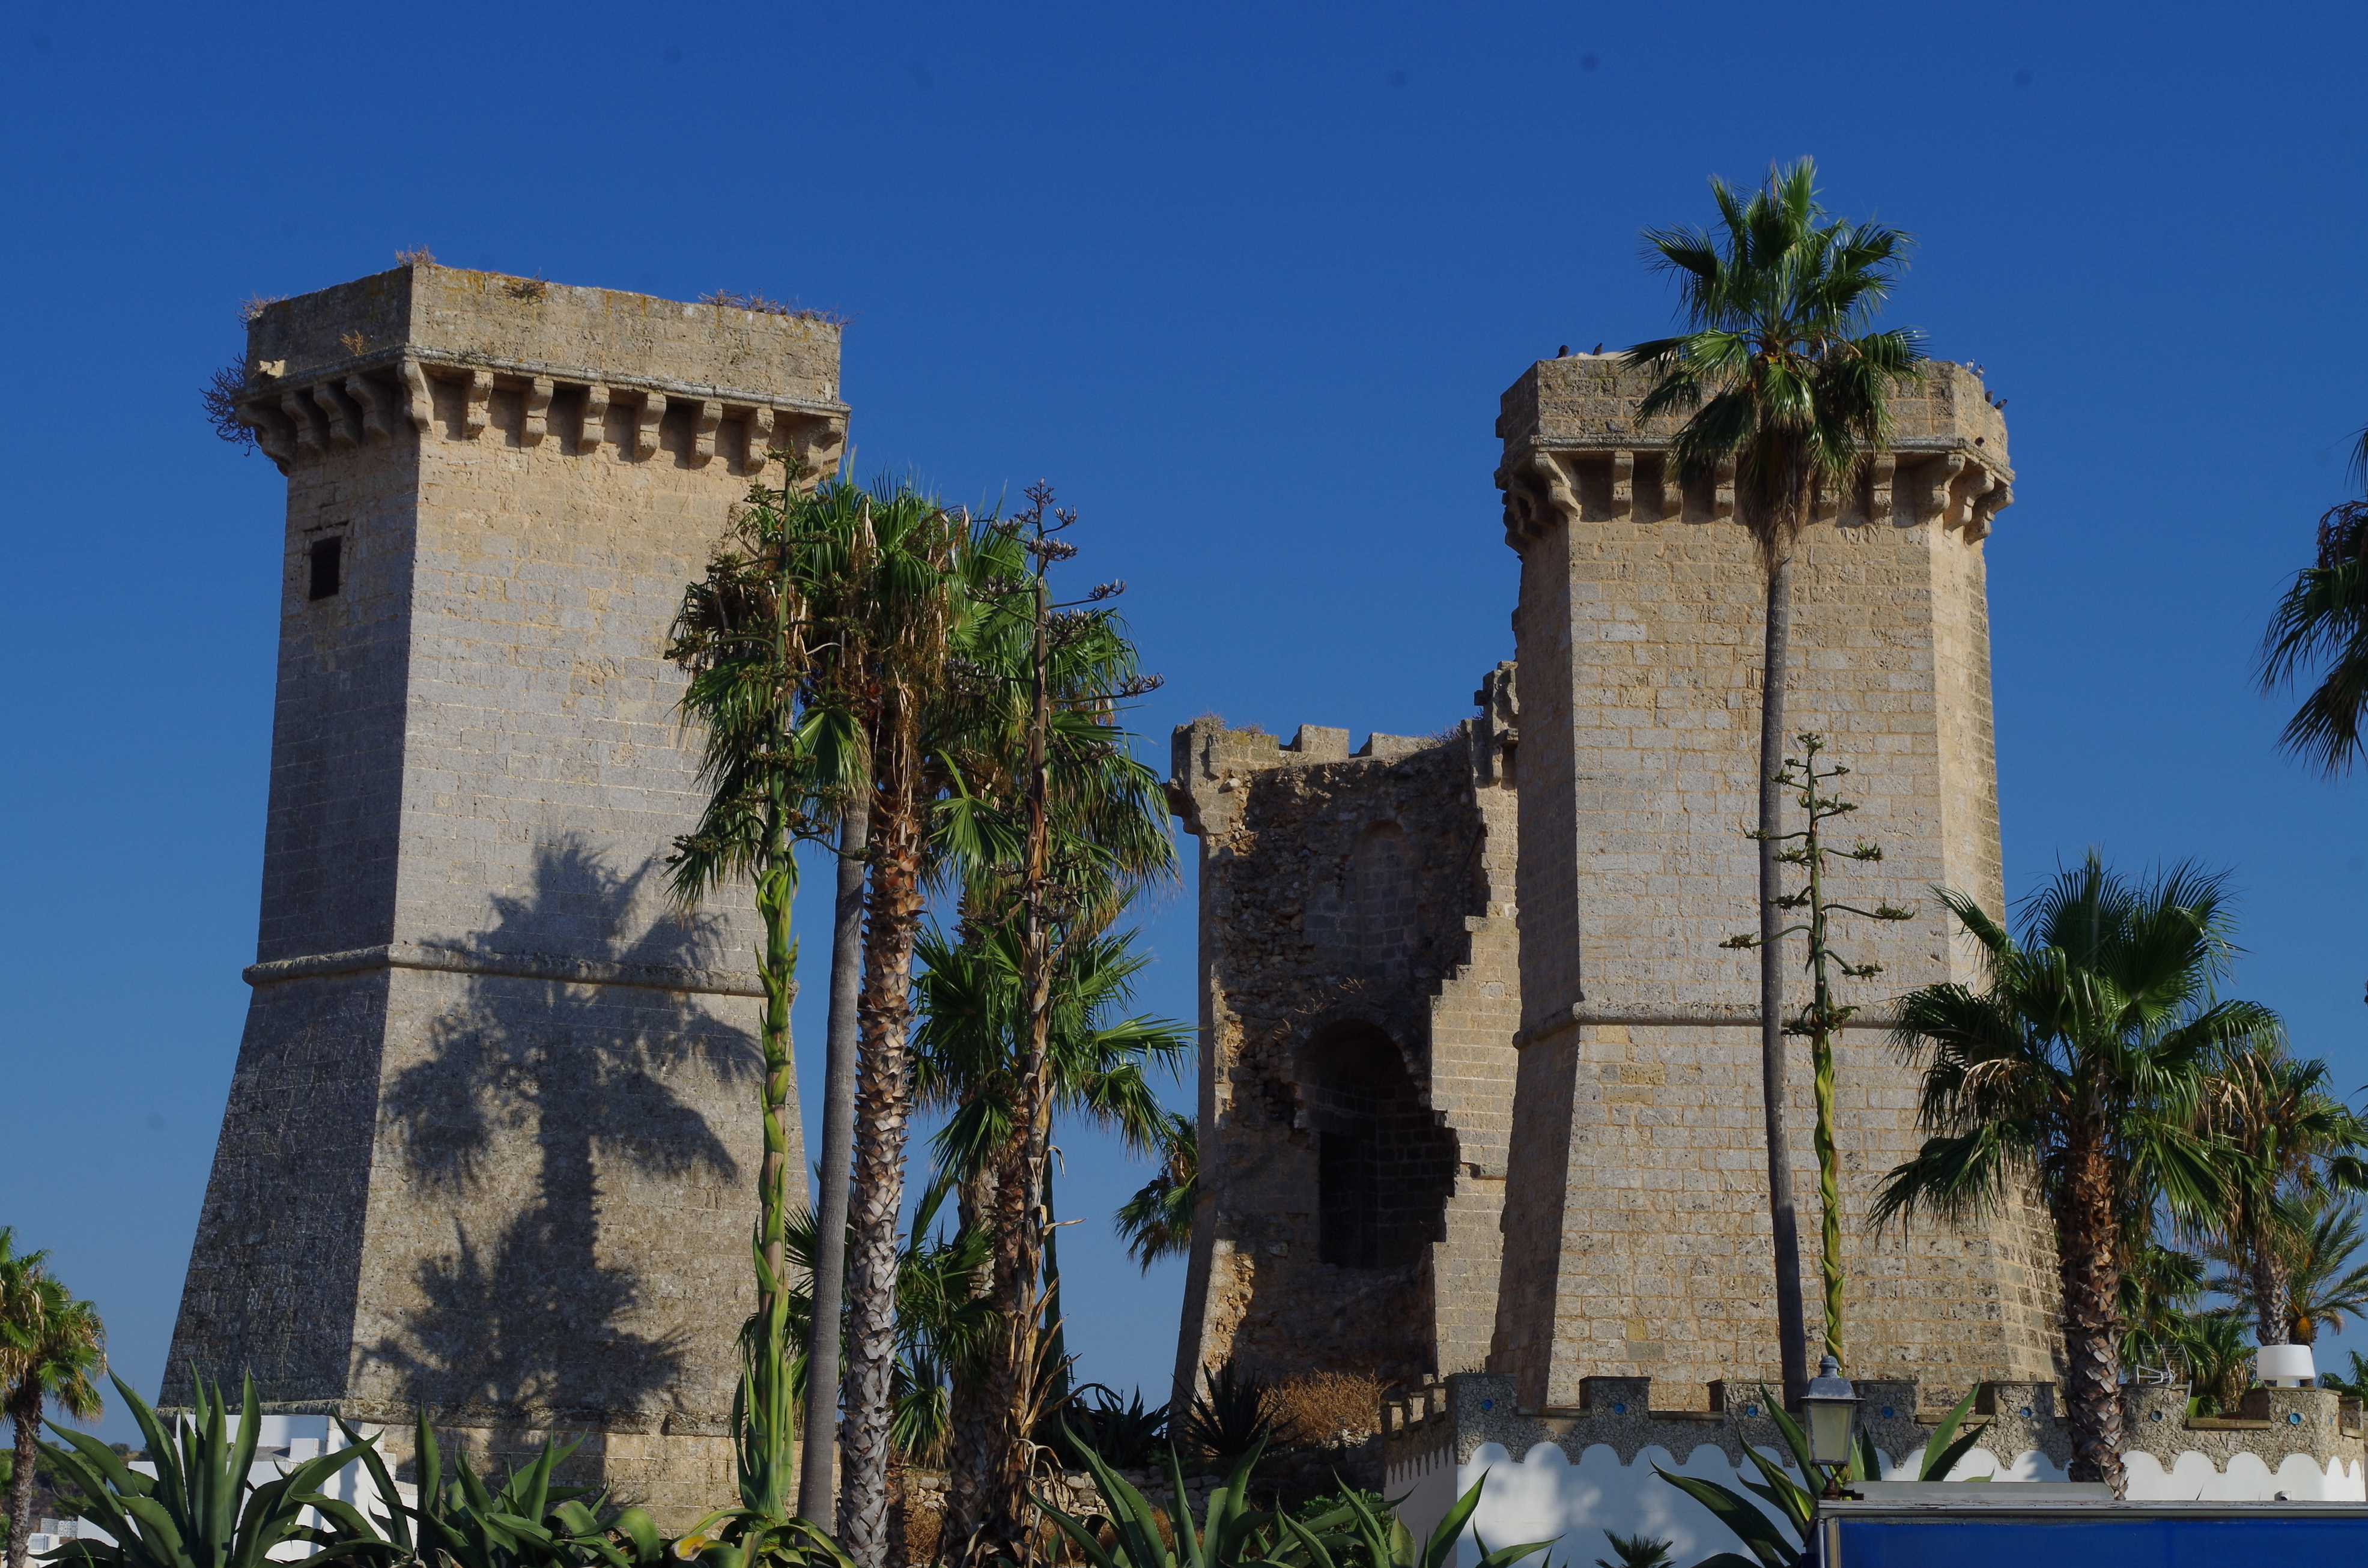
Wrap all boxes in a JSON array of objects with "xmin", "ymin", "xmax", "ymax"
[
  {"xmin": 1487, "ymin": 356, "xmax": 2059, "ymax": 1407},
  {"xmin": 166, "ymin": 265, "xmax": 846, "ymax": 1521},
  {"xmin": 1167, "ymin": 670, "xmax": 1520, "ymax": 1401}
]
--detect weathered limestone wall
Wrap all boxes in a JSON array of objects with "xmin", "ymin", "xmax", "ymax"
[
  {"xmin": 1487, "ymin": 356, "xmax": 2060, "ymax": 1410},
  {"xmin": 168, "ymin": 266, "xmax": 846, "ymax": 1525},
  {"xmin": 1168, "ymin": 670, "xmax": 1520, "ymax": 1401}
]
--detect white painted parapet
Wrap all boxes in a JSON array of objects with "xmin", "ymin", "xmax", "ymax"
[{"xmin": 1382, "ymin": 1372, "xmax": 2366, "ymax": 1566}]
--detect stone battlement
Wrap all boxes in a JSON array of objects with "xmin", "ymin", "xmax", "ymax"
[
  {"xmin": 234, "ymin": 265, "xmax": 846, "ymax": 476},
  {"xmin": 1385, "ymin": 1370, "xmax": 2365, "ymax": 1494},
  {"xmin": 1495, "ymin": 357, "xmax": 2012, "ymax": 551}
]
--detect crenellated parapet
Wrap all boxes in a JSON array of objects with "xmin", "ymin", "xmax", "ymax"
[
  {"xmin": 1493, "ymin": 355, "xmax": 2013, "ymax": 551},
  {"xmin": 232, "ymin": 264, "xmax": 849, "ymax": 479}
]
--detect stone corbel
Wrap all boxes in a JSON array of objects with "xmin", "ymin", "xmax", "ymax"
[
  {"xmin": 1919, "ymin": 453, "xmax": 1966, "ymax": 525},
  {"xmin": 397, "ymin": 358, "xmax": 434, "ymax": 434},
  {"xmin": 1812, "ymin": 471, "xmax": 1840, "ymax": 523},
  {"xmin": 461, "ymin": 369, "xmax": 493, "ymax": 441},
  {"xmin": 1951, "ymin": 464, "xmax": 1997, "ymax": 535},
  {"xmin": 791, "ymin": 416, "xmax": 844, "ymax": 479},
  {"xmin": 744, "ymin": 407, "xmax": 776, "ymax": 473},
  {"xmin": 1531, "ymin": 451, "xmax": 1580, "ymax": 527},
  {"xmin": 346, "ymin": 376, "xmax": 393, "ymax": 444},
  {"xmin": 521, "ymin": 377, "xmax": 553, "ymax": 447},
  {"xmin": 311, "ymin": 382, "xmax": 361, "ymax": 450},
  {"xmin": 1866, "ymin": 453, "xmax": 1897, "ymax": 525},
  {"xmin": 1609, "ymin": 449, "xmax": 1635, "ymax": 510},
  {"xmin": 688, "ymin": 398, "xmax": 721, "ymax": 466},
  {"xmin": 279, "ymin": 389, "xmax": 324, "ymax": 458},
  {"xmin": 633, "ymin": 390, "xmax": 666, "ymax": 459},
  {"xmin": 237, "ymin": 398, "xmax": 294, "ymax": 468},
  {"xmin": 1711, "ymin": 456, "xmax": 1735, "ymax": 519},
  {"xmin": 1970, "ymin": 481, "xmax": 2012, "ymax": 541},
  {"xmin": 578, "ymin": 384, "xmax": 609, "ymax": 455}
]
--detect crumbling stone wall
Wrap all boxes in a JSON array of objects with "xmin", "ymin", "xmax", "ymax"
[{"xmin": 1168, "ymin": 668, "xmax": 1520, "ymax": 1402}]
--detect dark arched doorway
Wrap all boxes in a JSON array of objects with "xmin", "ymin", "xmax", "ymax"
[{"xmin": 1298, "ymin": 1024, "xmax": 1457, "ymax": 1269}]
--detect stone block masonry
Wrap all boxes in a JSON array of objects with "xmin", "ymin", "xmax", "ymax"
[
  {"xmin": 166, "ymin": 265, "xmax": 847, "ymax": 1527},
  {"xmin": 1489, "ymin": 355, "xmax": 2059, "ymax": 1411},
  {"xmin": 1167, "ymin": 666, "xmax": 1520, "ymax": 1403}
]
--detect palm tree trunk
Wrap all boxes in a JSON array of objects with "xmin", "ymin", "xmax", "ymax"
[
  {"xmin": 2057, "ymin": 1135, "xmax": 2128, "ymax": 1495},
  {"xmin": 8, "ymin": 1390, "xmax": 40, "ymax": 1568},
  {"xmin": 2251, "ymin": 1234, "xmax": 2292, "ymax": 1348},
  {"xmin": 940, "ymin": 1154, "xmax": 1002, "ymax": 1555},
  {"xmin": 973, "ymin": 584, "xmax": 1059, "ymax": 1558},
  {"xmin": 1757, "ymin": 555, "xmax": 1809, "ymax": 1407},
  {"xmin": 839, "ymin": 777, "xmax": 929, "ymax": 1567},
  {"xmin": 800, "ymin": 795, "xmax": 869, "ymax": 1521}
]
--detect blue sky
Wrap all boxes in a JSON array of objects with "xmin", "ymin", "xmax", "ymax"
[{"xmin": 5, "ymin": 0, "xmax": 2368, "ymax": 1443}]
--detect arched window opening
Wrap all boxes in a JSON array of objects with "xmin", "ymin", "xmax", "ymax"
[{"xmin": 1299, "ymin": 1025, "xmax": 1456, "ymax": 1268}]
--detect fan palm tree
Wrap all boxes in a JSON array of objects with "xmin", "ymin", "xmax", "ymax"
[
  {"xmin": 2193, "ymin": 1046, "xmax": 2365, "ymax": 1346},
  {"xmin": 1871, "ymin": 855, "xmax": 2272, "ymax": 1494},
  {"xmin": 2259, "ymin": 432, "xmax": 2368, "ymax": 775},
  {"xmin": 1624, "ymin": 159, "xmax": 1924, "ymax": 1402},
  {"xmin": 1, "ymin": 1233, "xmax": 103, "ymax": 1568},
  {"xmin": 818, "ymin": 483, "xmax": 970, "ymax": 1566}
]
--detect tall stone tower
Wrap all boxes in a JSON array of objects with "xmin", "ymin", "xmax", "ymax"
[
  {"xmin": 1487, "ymin": 356, "xmax": 2060, "ymax": 1408},
  {"xmin": 166, "ymin": 264, "xmax": 846, "ymax": 1520}
]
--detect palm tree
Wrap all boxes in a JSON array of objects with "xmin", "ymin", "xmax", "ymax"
[
  {"xmin": 1116, "ymin": 1113, "xmax": 1197, "ymax": 1272},
  {"xmin": 1871, "ymin": 855, "xmax": 2272, "ymax": 1494},
  {"xmin": 2118, "ymin": 1238, "xmax": 2206, "ymax": 1384},
  {"xmin": 914, "ymin": 918, "xmax": 1188, "ymax": 1538},
  {"xmin": 2259, "ymin": 433, "xmax": 2368, "ymax": 774},
  {"xmin": 2194, "ymin": 1047, "xmax": 2365, "ymax": 1346},
  {"xmin": 917, "ymin": 507, "xmax": 1179, "ymax": 1558},
  {"xmin": 2206, "ymin": 1197, "xmax": 2368, "ymax": 1347},
  {"xmin": 817, "ymin": 483, "xmax": 968, "ymax": 1566},
  {"xmin": 1624, "ymin": 160, "xmax": 1924, "ymax": 1403},
  {"xmin": 1, "ymin": 1232, "xmax": 103, "ymax": 1568}
]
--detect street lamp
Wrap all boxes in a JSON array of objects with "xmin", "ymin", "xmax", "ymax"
[{"xmin": 1801, "ymin": 1355, "xmax": 1860, "ymax": 1499}]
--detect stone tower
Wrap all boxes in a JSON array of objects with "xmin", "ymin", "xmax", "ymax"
[
  {"xmin": 1167, "ymin": 671, "xmax": 1520, "ymax": 1403},
  {"xmin": 1487, "ymin": 356, "xmax": 2059, "ymax": 1408},
  {"xmin": 166, "ymin": 265, "xmax": 846, "ymax": 1521}
]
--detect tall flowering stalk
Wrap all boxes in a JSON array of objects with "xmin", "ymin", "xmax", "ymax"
[{"xmin": 1724, "ymin": 732, "xmax": 1913, "ymax": 1370}]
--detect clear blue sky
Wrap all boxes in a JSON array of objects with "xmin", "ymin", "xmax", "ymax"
[{"xmin": 6, "ymin": 0, "xmax": 2368, "ymax": 1444}]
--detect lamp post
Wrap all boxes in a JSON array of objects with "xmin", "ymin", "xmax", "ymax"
[{"xmin": 1801, "ymin": 1354, "xmax": 1860, "ymax": 1500}]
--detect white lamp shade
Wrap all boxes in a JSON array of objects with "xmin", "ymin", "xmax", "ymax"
[
  {"xmin": 2258, "ymin": 1343, "xmax": 2316, "ymax": 1385},
  {"xmin": 1806, "ymin": 1396, "xmax": 1855, "ymax": 1465}
]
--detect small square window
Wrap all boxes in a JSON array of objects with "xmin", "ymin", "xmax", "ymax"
[{"xmin": 309, "ymin": 537, "xmax": 343, "ymax": 601}]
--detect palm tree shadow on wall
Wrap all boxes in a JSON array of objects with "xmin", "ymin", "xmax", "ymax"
[{"xmin": 368, "ymin": 835, "xmax": 753, "ymax": 1421}]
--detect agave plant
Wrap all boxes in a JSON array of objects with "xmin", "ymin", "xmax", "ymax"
[
  {"xmin": 1267, "ymin": 1467, "xmax": 1554, "ymax": 1568},
  {"xmin": 1180, "ymin": 1363, "xmax": 1272, "ymax": 1470},
  {"xmin": 339, "ymin": 1412, "xmax": 666, "ymax": 1568},
  {"xmin": 38, "ymin": 1373, "xmax": 383, "ymax": 1568},
  {"xmin": 1037, "ymin": 1438, "xmax": 1272, "ymax": 1568},
  {"xmin": 1653, "ymin": 1385, "xmax": 1989, "ymax": 1567},
  {"xmin": 1052, "ymin": 1385, "xmax": 1169, "ymax": 1471}
]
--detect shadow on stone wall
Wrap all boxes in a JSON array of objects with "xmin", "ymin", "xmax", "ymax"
[{"xmin": 368, "ymin": 836, "xmax": 752, "ymax": 1419}]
